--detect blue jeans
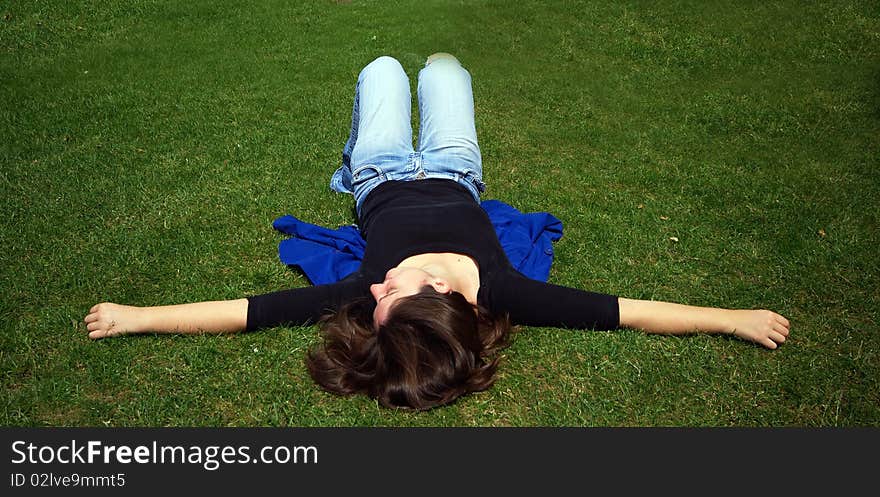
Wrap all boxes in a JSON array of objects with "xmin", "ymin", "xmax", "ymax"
[{"xmin": 330, "ymin": 55, "xmax": 486, "ymax": 214}]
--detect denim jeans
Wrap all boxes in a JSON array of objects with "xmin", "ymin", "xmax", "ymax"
[{"xmin": 330, "ymin": 55, "xmax": 486, "ymax": 214}]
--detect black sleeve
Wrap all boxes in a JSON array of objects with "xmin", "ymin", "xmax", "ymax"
[
  {"xmin": 245, "ymin": 277, "xmax": 366, "ymax": 332},
  {"xmin": 487, "ymin": 268, "xmax": 620, "ymax": 330}
]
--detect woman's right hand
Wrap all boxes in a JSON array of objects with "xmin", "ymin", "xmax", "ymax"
[
  {"xmin": 83, "ymin": 302, "xmax": 145, "ymax": 339},
  {"xmin": 728, "ymin": 309, "xmax": 791, "ymax": 349}
]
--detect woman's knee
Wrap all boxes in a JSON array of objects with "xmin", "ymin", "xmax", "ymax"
[
  {"xmin": 426, "ymin": 52, "xmax": 460, "ymax": 66},
  {"xmin": 418, "ymin": 53, "xmax": 471, "ymax": 91},
  {"xmin": 361, "ymin": 55, "xmax": 406, "ymax": 79}
]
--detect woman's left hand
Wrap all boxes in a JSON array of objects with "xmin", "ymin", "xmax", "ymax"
[{"xmin": 83, "ymin": 302, "xmax": 145, "ymax": 339}]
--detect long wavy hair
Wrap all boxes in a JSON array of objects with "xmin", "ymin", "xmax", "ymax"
[{"xmin": 306, "ymin": 286, "xmax": 513, "ymax": 410}]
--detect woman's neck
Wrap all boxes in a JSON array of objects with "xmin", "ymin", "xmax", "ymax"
[{"xmin": 397, "ymin": 252, "xmax": 480, "ymax": 304}]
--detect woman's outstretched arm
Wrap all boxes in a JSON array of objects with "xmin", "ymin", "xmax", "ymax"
[
  {"xmin": 617, "ymin": 297, "xmax": 791, "ymax": 349},
  {"xmin": 83, "ymin": 300, "xmax": 249, "ymax": 339}
]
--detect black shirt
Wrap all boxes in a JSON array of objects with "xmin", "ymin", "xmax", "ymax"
[{"xmin": 246, "ymin": 179, "xmax": 619, "ymax": 331}]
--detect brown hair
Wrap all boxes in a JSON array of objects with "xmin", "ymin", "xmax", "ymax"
[{"xmin": 305, "ymin": 286, "xmax": 513, "ymax": 410}]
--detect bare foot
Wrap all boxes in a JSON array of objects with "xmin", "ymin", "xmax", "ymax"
[
  {"xmin": 729, "ymin": 309, "xmax": 791, "ymax": 349},
  {"xmin": 83, "ymin": 302, "xmax": 144, "ymax": 339}
]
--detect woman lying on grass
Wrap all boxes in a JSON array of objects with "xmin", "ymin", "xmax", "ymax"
[{"xmin": 85, "ymin": 53, "xmax": 791, "ymax": 410}]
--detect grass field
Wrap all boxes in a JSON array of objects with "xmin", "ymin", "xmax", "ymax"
[{"xmin": 2, "ymin": 0, "xmax": 878, "ymax": 426}]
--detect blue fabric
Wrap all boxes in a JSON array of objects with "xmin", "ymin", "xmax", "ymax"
[
  {"xmin": 331, "ymin": 56, "xmax": 485, "ymax": 215},
  {"xmin": 273, "ymin": 199, "xmax": 562, "ymax": 285}
]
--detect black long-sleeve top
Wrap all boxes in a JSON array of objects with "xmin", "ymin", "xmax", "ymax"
[{"xmin": 246, "ymin": 179, "xmax": 619, "ymax": 331}]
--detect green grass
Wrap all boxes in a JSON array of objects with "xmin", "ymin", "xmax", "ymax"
[{"xmin": 2, "ymin": 0, "xmax": 878, "ymax": 426}]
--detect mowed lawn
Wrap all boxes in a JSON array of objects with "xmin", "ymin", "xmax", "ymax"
[{"xmin": 2, "ymin": 0, "xmax": 878, "ymax": 426}]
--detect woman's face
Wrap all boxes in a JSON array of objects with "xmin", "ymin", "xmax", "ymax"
[{"xmin": 370, "ymin": 267, "xmax": 438, "ymax": 326}]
